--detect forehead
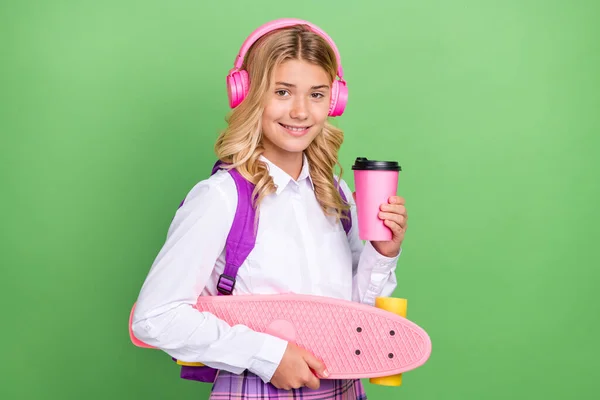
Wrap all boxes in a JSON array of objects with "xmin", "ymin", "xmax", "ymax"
[{"xmin": 272, "ymin": 59, "xmax": 330, "ymax": 86}]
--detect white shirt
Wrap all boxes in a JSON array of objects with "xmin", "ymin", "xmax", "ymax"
[{"xmin": 131, "ymin": 155, "xmax": 401, "ymax": 383}]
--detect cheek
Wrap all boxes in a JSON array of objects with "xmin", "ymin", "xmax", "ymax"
[
  {"xmin": 263, "ymin": 101, "xmax": 287, "ymax": 122},
  {"xmin": 311, "ymin": 102, "xmax": 330, "ymax": 123},
  {"xmin": 261, "ymin": 106, "xmax": 283, "ymax": 139}
]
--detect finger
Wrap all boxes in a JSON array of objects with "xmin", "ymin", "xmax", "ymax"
[
  {"xmin": 303, "ymin": 360, "xmax": 321, "ymax": 390},
  {"xmin": 303, "ymin": 351, "xmax": 329, "ymax": 379},
  {"xmin": 384, "ymin": 219, "xmax": 405, "ymax": 235},
  {"xmin": 378, "ymin": 212, "xmax": 406, "ymax": 227},
  {"xmin": 380, "ymin": 204, "xmax": 407, "ymax": 216},
  {"xmin": 388, "ymin": 196, "xmax": 405, "ymax": 205},
  {"xmin": 352, "ymin": 192, "xmax": 356, "ymax": 202},
  {"xmin": 305, "ymin": 373, "xmax": 321, "ymax": 390}
]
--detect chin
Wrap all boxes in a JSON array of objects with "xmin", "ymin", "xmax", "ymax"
[
  {"xmin": 278, "ymin": 140, "xmax": 312, "ymax": 154},
  {"xmin": 275, "ymin": 128, "xmax": 316, "ymax": 147}
]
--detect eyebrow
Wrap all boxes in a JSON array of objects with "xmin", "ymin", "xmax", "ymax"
[{"xmin": 275, "ymin": 81, "xmax": 330, "ymax": 90}]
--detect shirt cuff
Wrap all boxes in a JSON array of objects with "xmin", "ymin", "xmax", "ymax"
[
  {"xmin": 362, "ymin": 241, "xmax": 402, "ymax": 271},
  {"xmin": 248, "ymin": 333, "xmax": 288, "ymax": 383}
]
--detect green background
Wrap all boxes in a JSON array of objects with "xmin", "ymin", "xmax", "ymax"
[{"xmin": 2, "ymin": 0, "xmax": 599, "ymax": 399}]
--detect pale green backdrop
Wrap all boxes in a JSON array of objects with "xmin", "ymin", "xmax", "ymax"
[{"xmin": 2, "ymin": 0, "xmax": 599, "ymax": 399}]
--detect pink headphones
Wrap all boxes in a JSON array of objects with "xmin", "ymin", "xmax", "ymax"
[{"xmin": 226, "ymin": 18, "xmax": 348, "ymax": 117}]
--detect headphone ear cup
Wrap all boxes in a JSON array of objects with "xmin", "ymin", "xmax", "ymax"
[
  {"xmin": 239, "ymin": 70, "xmax": 249, "ymax": 102},
  {"xmin": 227, "ymin": 70, "xmax": 250, "ymax": 108},
  {"xmin": 226, "ymin": 73, "xmax": 239, "ymax": 108},
  {"xmin": 329, "ymin": 79, "xmax": 348, "ymax": 117}
]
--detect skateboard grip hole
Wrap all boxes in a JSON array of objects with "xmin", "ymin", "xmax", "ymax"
[
  {"xmin": 388, "ymin": 353, "xmax": 394, "ymax": 358},
  {"xmin": 355, "ymin": 350, "xmax": 361, "ymax": 355},
  {"xmin": 356, "ymin": 327, "xmax": 362, "ymax": 332},
  {"xmin": 390, "ymin": 330, "xmax": 395, "ymax": 336}
]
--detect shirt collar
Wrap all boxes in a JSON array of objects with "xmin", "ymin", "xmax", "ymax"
[{"xmin": 259, "ymin": 153, "xmax": 315, "ymax": 195}]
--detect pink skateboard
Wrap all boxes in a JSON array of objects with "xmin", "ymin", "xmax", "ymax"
[{"xmin": 129, "ymin": 294, "xmax": 431, "ymax": 385}]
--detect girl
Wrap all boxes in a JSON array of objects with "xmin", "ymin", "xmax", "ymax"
[{"xmin": 132, "ymin": 19, "xmax": 408, "ymax": 399}]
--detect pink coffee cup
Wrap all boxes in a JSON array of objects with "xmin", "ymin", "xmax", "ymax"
[{"xmin": 352, "ymin": 157, "xmax": 402, "ymax": 241}]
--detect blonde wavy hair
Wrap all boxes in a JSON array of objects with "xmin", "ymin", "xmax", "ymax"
[{"xmin": 214, "ymin": 24, "xmax": 350, "ymax": 222}]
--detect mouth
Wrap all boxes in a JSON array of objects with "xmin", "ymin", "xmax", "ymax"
[{"xmin": 279, "ymin": 123, "xmax": 312, "ymax": 137}]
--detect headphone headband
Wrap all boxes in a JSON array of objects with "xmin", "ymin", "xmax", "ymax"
[{"xmin": 231, "ymin": 18, "xmax": 344, "ymax": 79}]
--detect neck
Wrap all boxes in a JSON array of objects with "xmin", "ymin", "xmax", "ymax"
[{"xmin": 262, "ymin": 150, "xmax": 304, "ymax": 180}]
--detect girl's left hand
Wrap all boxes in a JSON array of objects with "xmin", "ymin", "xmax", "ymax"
[{"xmin": 360, "ymin": 195, "xmax": 408, "ymax": 258}]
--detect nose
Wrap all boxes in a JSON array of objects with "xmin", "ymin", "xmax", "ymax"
[{"xmin": 290, "ymin": 97, "xmax": 308, "ymax": 120}]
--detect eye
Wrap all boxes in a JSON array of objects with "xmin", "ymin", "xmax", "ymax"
[
  {"xmin": 311, "ymin": 92, "xmax": 324, "ymax": 99},
  {"xmin": 275, "ymin": 90, "xmax": 290, "ymax": 97}
]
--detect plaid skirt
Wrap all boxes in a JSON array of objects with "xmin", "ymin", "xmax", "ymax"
[{"xmin": 209, "ymin": 370, "xmax": 367, "ymax": 400}]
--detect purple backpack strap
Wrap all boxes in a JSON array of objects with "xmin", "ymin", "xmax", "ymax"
[
  {"xmin": 334, "ymin": 177, "xmax": 352, "ymax": 235},
  {"xmin": 214, "ymin": 163, "xmax": 257, "ymax": 295}
]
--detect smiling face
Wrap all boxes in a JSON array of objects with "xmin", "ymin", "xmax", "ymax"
[{"xmin": 260, "ymin": 59, "xmax": 332, "ymax": 166}]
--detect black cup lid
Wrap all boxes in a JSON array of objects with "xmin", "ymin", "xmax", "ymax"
[{"xmin": 351, "ymin": 157, "xmax": 401, "ymax": 171}]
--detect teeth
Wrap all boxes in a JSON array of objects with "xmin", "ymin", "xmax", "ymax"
[{"xmin": 282, "ymin": 124, "xmax": 307, "ymax": 132}]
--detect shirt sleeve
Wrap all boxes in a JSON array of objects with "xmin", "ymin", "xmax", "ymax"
[
  {"xmin": 131, "ymin": 172, "xmax": 288, "ymax": 383},
  {"xmin": 337, "ymin": 178, "xmax": 401, "ymax": 305}
]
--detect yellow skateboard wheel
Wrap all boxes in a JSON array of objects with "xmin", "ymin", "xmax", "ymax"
[{"xmin": 370, "ymin": 297, "xmax": 407, "ymax": 387}]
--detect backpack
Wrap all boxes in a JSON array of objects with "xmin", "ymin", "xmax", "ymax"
[{"xmin": 133, "ymin": 160, "xmax": 352, "ymax": 383}]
